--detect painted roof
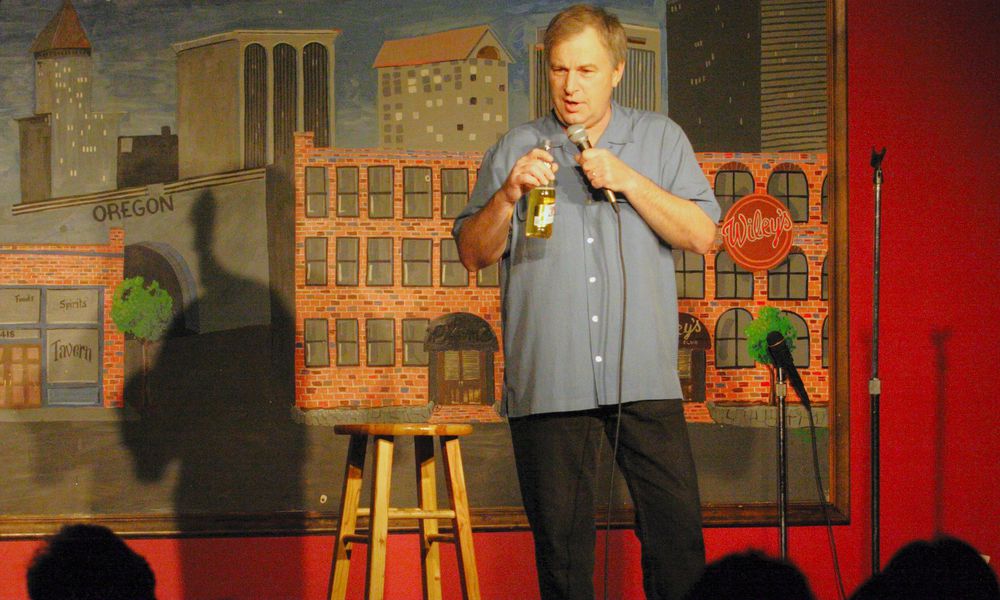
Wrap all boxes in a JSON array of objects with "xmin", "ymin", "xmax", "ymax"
[
  {"xmin": 31, "ymin": 0, "xmax": 91, "ymax": 55},
  {"xmin": 373, "ymin": 25, "xmax": 510, "ymax": 68}
]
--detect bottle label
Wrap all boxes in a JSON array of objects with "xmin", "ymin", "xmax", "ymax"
[{"xmin": 535, "ymin": 204, "xmax": 554, "ymax": 228}]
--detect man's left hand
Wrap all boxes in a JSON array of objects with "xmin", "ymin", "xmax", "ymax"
[{"xmin": 576, "ymin": 148, "xmax": 634, "ymax": 196}]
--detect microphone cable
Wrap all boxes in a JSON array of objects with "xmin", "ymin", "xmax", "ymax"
[
  {"xmin": 804, "ymin": 394, "xmax": 847, "ymax": 600},
  {"xmin": 602, "ymin": 198, "xmax": 626, "ymax": 600},
  {"xmin": 772, "ymin": 334, "xmax": 846, "ymax": 598}
]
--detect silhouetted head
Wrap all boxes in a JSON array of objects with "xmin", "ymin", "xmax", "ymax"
[
  {"xmin": 27, "ymin": 524, "xmax": 156, "ymax": 600},
  {"xmin": 684, "ymin": 550, "xmax": 815, "ymax": 600},
  {"xmin": 851, "ymin": 536, "xmax": 998, "ymax": 600}
]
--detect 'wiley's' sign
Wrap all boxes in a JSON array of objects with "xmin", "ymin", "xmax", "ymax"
[{"xmin": 720, "ymin": 193, "xmax": 794, "ymax": 271}]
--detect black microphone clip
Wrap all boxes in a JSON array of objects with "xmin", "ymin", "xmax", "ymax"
[{"xmin": 766, "ymin": 330, "xmax": 811, "ymax": 409}]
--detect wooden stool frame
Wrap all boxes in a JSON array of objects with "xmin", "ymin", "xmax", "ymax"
[{"xmin": 328, "ymin": 424, "xmax": 480, "ymax": 600}]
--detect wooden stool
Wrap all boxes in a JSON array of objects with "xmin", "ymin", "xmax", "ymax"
[{"xmin": 328, "ymin": 423, "xmax": 480, "ymax": 600}]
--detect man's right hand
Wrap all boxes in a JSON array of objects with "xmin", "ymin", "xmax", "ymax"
[
  {"xmin": 499, "ymin": 148, "xmax": 559, "ymax": 205},
  {"xmin": 456, "ymin": 148, "xmax": 558, "ymax": 271}
]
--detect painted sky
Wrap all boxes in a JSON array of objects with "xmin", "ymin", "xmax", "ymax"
[{"xmin": 0, "ymin": 0, "xmax": 667, "ymax": 208}]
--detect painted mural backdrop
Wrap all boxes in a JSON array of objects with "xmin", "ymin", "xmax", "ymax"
[{"xmin": 0, "ymin": 0, "xmax": 830, "ymax": 529}]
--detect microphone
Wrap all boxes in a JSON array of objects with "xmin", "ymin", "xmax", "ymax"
[
  {"xmin": 566, "ymin": 124, "xmax": 618, "ymax": 208},
  {"xmin": 766, "ymin": 330, "xmax": 811, "ymax": 408}
]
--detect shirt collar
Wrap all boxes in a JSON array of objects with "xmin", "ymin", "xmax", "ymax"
[{"xmin": 543, "ymin": 101, "xmax": 633, "ymax": 152}]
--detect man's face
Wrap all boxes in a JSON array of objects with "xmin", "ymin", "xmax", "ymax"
[{"xmin": 547, "ymin": 26, "xmax": 624, "ymax": 140}]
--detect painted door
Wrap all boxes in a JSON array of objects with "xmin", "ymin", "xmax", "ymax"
[
  {"xmin": 439, "ymin": 350, "xmax": 482, "ymax": 405},
  {"xmin": 0, "ymin": 344, "xmax": 42, "ymax": 408}
]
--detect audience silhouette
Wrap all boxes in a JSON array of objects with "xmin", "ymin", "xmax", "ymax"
[
  {"xmin": 683, "ymin": 550, "xmax": 816, "ymax": 600},
  {"xmin": 851, "ymin": 536, "xmax": 998, "ymax": 600},
  {"xmin": 26, "ymin": 523, "xmax": 156, "ymax": 600}
]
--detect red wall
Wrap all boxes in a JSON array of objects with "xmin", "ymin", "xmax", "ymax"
[{"xmin": 2, "ymin": 0, "xmax": 997, "ymax": 597}]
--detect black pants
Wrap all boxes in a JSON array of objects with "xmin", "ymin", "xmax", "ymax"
[{"xmin": 509, "ymin": 399, "xmax": 705, "ymax": 600}]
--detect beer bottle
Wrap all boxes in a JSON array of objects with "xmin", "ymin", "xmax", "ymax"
[{"xmin": 525, "ymin": 139, "xmax": 556, "ymax": 239}]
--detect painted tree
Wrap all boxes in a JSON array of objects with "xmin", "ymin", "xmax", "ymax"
[
  {"xmin": 745, "ymin": 305, "xmax": 796, "ymax": 405},
  {"xmin": 111, "ymin": 276, "xmax": 173, "ymax": 409}
]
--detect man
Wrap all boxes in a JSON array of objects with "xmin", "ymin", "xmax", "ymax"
[{"xmin": 453, "ymin": 5, "xmax": 719, "ymax": 599}]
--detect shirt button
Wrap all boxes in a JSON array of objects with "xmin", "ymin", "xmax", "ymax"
[
  {"xmin": 595, "ymin": 355, "xmax": 603, "ymax": 363},
  {"xmin": 589, "ymin": 276, "xmax": 596, "ymax": 283},
  {"xmin": 591, "ymin": 315, "xmax": 599, "ymax": 323},
  {"xmin": 586, "ymin": 237, "xmax": 594, "ymax": 244}
]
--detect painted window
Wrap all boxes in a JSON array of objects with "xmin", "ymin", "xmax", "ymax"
[
  {"xmin": 440, "ymin": 239, "xmax": 468, "ymax": 287},
  {"xmin": 304, "ymin": 318, "xmax": 329, "ymax": 367},
  {"xmin": 402, "ymin": 318, "xmax": 430, "ymax": 366},
  {"xmin": 304, "ymin": 237, "xmax": 327, "ymax": 286},
  {"xmin": 821, "ymin": 255, "xmax": 829, "ymax": 301},
  {"xmin": 822, "ymin": 317, "xmax": 830, "ymax": 369},
  {"xmin": 402, "ymin": 239, "xmax": 432, "ymax": 286},
  {"xmin": 477, "ymin": 262, "xmax": 499, "ymax": 287},
  {"xmin": 782, "ymin": 310, "xmax": 810, "ymax": 368},
  {"xmin": 335, "ymin": 237, "xmax": 358, "ymax": 286},
  {"xmin": 715, "ymin": 308, "xmax": 754, "ymax": 368},
  {"xmin": 403, "ymin": 167, "xmax": 432, "ymax": 217},
  {"xmin": 672, "ymin": 249, "xmax": 704, "ymax": 298},
  {"xmin": 337, "ymin": 167, "xmax": 359, "ymax": 217},
  {"xmin": 243, "ymin": 44, "xmax": 266, "ymax": 168},
  {"xmin": 441, "ymin": 168, "xmax": 469, "ymax": 218},
  {"xmin": 767, "ymin": 168, "xmax": 809, "ymax": 223},
  {"xmin": 714, "ymin": 169, "xmax": 754, "ymax": 215},
  {"xmin": 366, "ymin": 319, "xmax": 395, "ymax": 366},
  {"xmin": 768, "ymin": 252, "xmax": 808, "ymax": 300},
  {"xmin": 336, "ymin": 319, "xmax": 359, "ymax": 366},
  {"xmin": 368, "ymin": 166, "xmax": 393, "ymax": 218},
  {"xmin": 305, "ymin": 167, "xmax": 328, "ymax": 218},
  {"xmin": 303, "ymin": 43, "xmax": 330, "ymax": 147},
  {"xmin": 367, "ymin": 238, "xmax": 393, "ymax": 286},
  {"xmin": 716, "ymin": 251, "xmax": 754, "ymax": 299},
  {"xmin": 821, "ymin": 174, "xmax": 830, "ymax": 224}
]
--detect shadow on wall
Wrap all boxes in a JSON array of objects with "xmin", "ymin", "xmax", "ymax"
[
  {"xmin": 930, "ymin": 328, "xmax": 951, "ymax": 535},
  {"xmin": 118, "ymin": 190, "xmax": 306, "ymax": 598}
]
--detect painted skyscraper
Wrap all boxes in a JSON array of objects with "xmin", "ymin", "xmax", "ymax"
[
  {"xmin": 16, "ymin": 0, "xmax": 123, "ymax": 204},
  {"xmin": 666, "ymin": 0, "xmax": 761, "ymax": 151},
  {"xmin": 666, "ymin": 0, "xmax": 826, "ymax": 152},
  {"xmin": 172, "ymin": 29, "xmax": 340, "ymax": 178},
  {"xmin": 373, "ymin": 26, "xmax": 511, "ymax": 152},
  {"xmin": 759, "ymin": 0, "xmax": 827, "ymax": 152}
]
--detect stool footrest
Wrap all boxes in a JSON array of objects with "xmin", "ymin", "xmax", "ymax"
[
  {"xmin": 342, "ymin": 531, "xmax": 458, "ymax": 547},
  {"xmin": 342, "ymin": 534, "xmax": 368, "ymax": 545},
  {"xmin": 427, "ymin": 533, "xmax": 456, "ymax": 545},
  {"xmin": 355, "ymin": 507, "xmax": 456, "ymax": 520}
]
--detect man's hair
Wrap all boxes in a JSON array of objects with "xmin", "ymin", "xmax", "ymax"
[
  {"xmin": 544, "ymin": 4, "xmax": 627, "ymax": 67},
  {"xmin": 27, "ymin": 524, "xmax": 157, "ymax": 600},
  {"xmin": 683, "ymin": 550, "xmax": 816, "ymax": 600},
  {"xmin": 850, "ymin": 536, "xmax": 998, "ymax": 600}
]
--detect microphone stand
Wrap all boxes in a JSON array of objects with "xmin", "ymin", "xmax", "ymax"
[
  {"xmin": 869, "ymin": 147, "xmax": 886, "ymax": 575},
  {"xmin": 775, "ymin": 367, "xmax": 789, "ymax": 560}
]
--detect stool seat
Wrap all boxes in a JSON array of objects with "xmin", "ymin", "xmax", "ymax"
[
  {"xmin": 334, "ymin": 423, "xmax": 473, "ymax": 437},
  {"xmin": 328, "ymin": 422, "xmax": 480, "ymax": 600}
]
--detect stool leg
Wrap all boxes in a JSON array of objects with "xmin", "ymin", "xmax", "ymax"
[
  {"xmin": 365, "ymin": 435, "xmax": 394, "ymax": 600},
  {"xmin": 415, "ymin": 435, "xmax": 443, "ymax": 600},
  {"xmin": 441, "ymin": 436, "xmax": 481, "ymax": 600},
  {"xmin": 329, "ymin": 434, "xmax": 368, "ymax": 600}
]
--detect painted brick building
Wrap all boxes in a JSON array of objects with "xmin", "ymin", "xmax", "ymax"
[
  {"xmin": 293, "ymin": 131, "xmax": 830, "ymax": 425},
  {"xmin": 294, "ymin": 134, "xmax": 501, "ymax": 421},
  {"xmin": 0, "ymin": 228, "xmax": 125, "ymax": 409},
  {"xmin": 682, "ymin": 152, "xmax": 830, "ymax": 424}
]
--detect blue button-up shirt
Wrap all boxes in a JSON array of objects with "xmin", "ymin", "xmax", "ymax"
[{"xmin": 454, "ymin": 103, "xmax": 720, "ymax": 417}]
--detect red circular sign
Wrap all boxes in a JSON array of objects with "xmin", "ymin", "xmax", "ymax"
[{"xmin": 720, "ymin": 193, "xmax": 794, "ymax": 271}]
